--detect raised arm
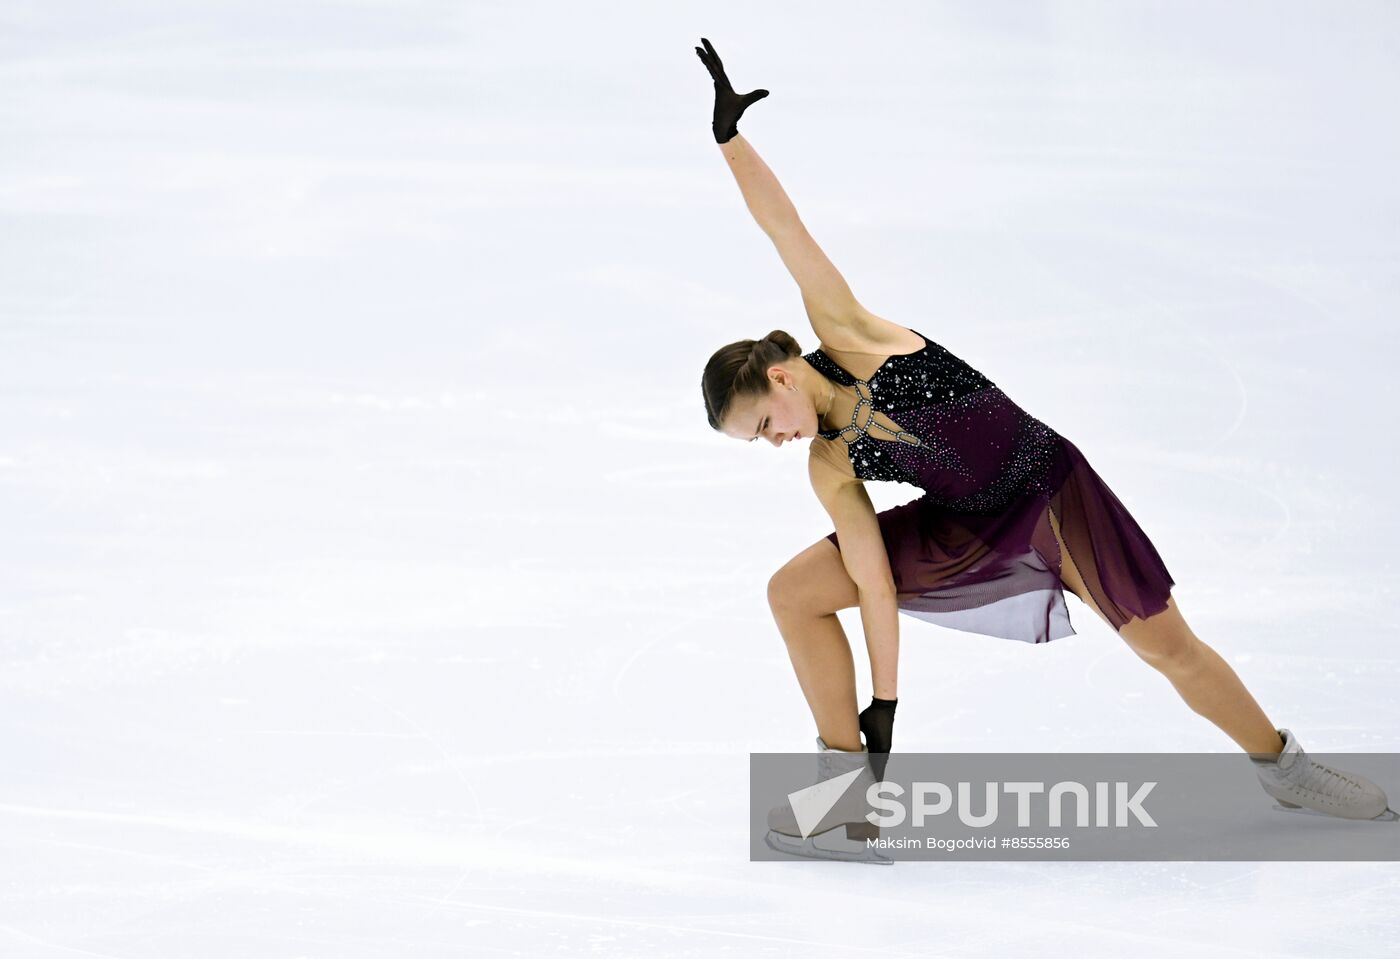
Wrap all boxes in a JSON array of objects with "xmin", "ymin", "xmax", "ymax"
[
  {"xmin": 695, "ymin": 38, "xmax": 870, "ymax": 331},
  {"xmin": 717, "ymin": 131, "xmax": 801, "ymax": 235},
  {"xmin": 718, "ymin": 133, "xmax": 866, "ymax": 327}
]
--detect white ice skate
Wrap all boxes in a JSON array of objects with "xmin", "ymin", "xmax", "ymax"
[
  {"xmin": 763, "ymin": 736, "xmax": 892, "ymax": 864},
  {"xmin": 1250, "ymin": 728, "xmax": 1398, "ymax": 821}
]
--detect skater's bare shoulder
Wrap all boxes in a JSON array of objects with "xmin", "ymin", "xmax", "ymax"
[{"xmin": 808, "ymin": 434, "xmax": 855, "ymax": 482}]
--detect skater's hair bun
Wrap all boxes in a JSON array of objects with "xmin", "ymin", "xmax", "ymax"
[{"xmin": 702, "ymin": 330, "xmax": 802, "ymax": 432}]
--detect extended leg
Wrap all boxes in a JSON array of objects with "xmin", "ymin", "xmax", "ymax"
[
  {"xmin": 1048, "ymin": 508, "xmax": 1284, "ymax": 756},
  {"xmin": 1120, "ymin": 599, "xmax": 1283, "ymax": 755},
  {"xmin": 768, "ymin": 539, "xmax": 864, "ymax": 751}
]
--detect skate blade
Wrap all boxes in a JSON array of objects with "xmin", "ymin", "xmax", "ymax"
[
  {"xmin": 1272, "ymin": 802, "xmax": 1400, "ymax": 822},
  {"xmin": 763, "ymin": 829, "xmax": 893, "ymax": 864}
]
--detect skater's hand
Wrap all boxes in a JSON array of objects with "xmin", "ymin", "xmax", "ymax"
[
  {"xmin": 859, "ymin": 696, "xmax": 897, "ymax": 779},
  {"xmin": 694, "ymin": 37, "xmax": 769, "ymax": 144}
]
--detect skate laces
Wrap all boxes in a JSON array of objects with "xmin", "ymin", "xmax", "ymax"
[{"xmin": 1287, "ymin": 750, "xmax": 1362, "ymax": 802}]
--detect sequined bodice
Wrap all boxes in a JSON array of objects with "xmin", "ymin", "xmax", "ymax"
[{"xmin": 802, "ymin": 330, "xmax": 1062, "ymax": 514}]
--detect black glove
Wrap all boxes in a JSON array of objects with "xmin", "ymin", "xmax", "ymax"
[
  {"xmin": 859, "ymin": 696, "xmax": 898, "ymax": 781},
  {"xmin": 693, "ymin": 36, "xmax": 769, "ymax": 144}
]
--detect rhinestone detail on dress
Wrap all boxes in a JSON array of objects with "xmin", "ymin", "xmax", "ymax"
[
  {"xmin": 803, "ymin": 331, "xmax": 994, "ymax": 486},
  {"xmin": 802, "ymin": 329, "xmax": 1062, "ymax": 515}
]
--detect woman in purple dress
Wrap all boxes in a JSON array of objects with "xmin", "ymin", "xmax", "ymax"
[{"xmin": 693, "ymin": 38, "xmax": 1391, "ymax": 851}]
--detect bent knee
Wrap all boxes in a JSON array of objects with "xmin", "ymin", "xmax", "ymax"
[
  {"xmin": 766, "ymin": 565, "xmax": 805, "ymax": 615},
  {"xmin": 768, "ymin": 541, "xmax": 861, "ymax": 618}
]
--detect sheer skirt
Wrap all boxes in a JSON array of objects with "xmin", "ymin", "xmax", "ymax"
[{"xmin": 825, "ymin": 435, "xmax": 1175, "ymax": 644}]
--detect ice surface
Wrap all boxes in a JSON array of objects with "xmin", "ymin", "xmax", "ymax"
[{"xmin": 2, "ymin": 1, "xmax": 1398, "ymax": 955}]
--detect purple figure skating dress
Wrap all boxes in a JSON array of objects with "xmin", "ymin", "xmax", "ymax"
[{"xmin": 804, "ymin": 329, "xmax": 1175, "ymax": 644}]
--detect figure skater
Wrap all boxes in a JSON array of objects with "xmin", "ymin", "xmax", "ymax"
[{"xmin": 692, "ymin": 37, "xmax": 1393, "ymax": 860}]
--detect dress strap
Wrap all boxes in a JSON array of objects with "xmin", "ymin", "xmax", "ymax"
[{"xmin": 825, "ymin": 381, "xmax": 924, "ymax": 449}]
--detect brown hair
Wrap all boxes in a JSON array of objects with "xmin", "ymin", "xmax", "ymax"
[{"xmin": 701, "ymin": 329, "xmax": 803, "ymax": 431}]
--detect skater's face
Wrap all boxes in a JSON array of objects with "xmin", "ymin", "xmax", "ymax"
[{"xmin": 720, "ymin": 364, "xmax": 816, "ymax": 448}]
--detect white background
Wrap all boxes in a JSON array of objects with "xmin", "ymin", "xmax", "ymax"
[{"xmin": 2, "ymin": 1, "xmax": 1397, "ymax": 954}]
